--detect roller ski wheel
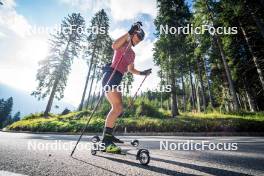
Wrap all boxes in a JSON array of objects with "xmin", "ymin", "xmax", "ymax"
[
  {"xmin": 136, "ymin": 149, "xmax": 150, "ymax": 166},
  {"xmin": 131, "ymin": 139, "xmax": 139, "ymax": 147},
  {"xmin": 91, "ymin": 135, "xmax": 100, "ymax": 143}
]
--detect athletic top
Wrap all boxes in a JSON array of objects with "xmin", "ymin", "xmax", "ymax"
[{"xmin": 111, "ymin": 42, "xmax": 135, "ymax": 74}]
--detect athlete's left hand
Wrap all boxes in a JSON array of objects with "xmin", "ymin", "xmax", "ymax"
[{"xmin": 140, "ymin": 68, "xmax": 152, "ymax": 76}]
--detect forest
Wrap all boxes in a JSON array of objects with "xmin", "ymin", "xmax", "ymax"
[{"xmin": 153, "ymin": 0, "xmax": 264, "ymax": 117}]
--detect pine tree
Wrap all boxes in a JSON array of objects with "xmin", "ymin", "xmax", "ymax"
[
  {"xmin": 154, "ymin": 0, "xmax": 191, "ymax": 117},
  {"xmin": 0, "ymin": 97, "xmax": 13, "ymax": 128},
  {"xmin": 0, "ymin": 98, "xmax": 5, "ymax": 115},
  {"xmin": 192, "ymin": 0, "xmax": 241, "ymax": 111},
  {"xmin": 13, "ymin": 111, "xmax": 21, "ymax": 122},
  {"xmin": 32, "ymin": 13, "xmax": 85, "ymax": 117},
  {"xmin": 79, "ymin": 9, "xmax": 112, "ymax": 110},
  {"xmin": 215, "ymin": 0, "xmax": 264, "ymax": 110}
]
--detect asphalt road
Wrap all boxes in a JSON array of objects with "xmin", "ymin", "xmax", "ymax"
[{"xmin": 0, "ymin": 132, "xmax": 263, "ymax": 176}]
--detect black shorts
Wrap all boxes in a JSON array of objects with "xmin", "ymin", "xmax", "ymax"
[{"xmin": 102, "ymin": 67, "xmax": 123, "ymax": 92}]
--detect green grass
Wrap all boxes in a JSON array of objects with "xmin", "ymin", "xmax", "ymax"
[
  {"xmin": 7, "ymin": 110, "xmax": 264, "ymax": 133},
  {"xmin": 181, "ymin": 111, "xmax": 264, "ymax": 120}
]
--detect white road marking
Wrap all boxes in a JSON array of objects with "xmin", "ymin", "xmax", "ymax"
[{"xmin": 0, "ymin": 171, "xmax": 27, "ymax": 176}]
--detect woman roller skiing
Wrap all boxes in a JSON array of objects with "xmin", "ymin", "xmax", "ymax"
[{"xmin": 101, "ymin": 22, "xmax": 152, "ymax": 153}]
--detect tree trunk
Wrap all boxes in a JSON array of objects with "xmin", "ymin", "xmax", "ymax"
[
  {"xmin": 241, "ymin": 94, "xmax": 248, "ymax": 111},
  {"xmin": 171, "ymin": 79, "xmax": 179, "ymax": 117},
  {"xmin": 243, "ymin": 78, "xmax": 257, "ymax": 112},
  {"xmin": 169, "ymin": 56, "xmax": 179, "ymax": 117},
  {"xmin": 203, "ymin": 57, "xmax": 214, "ymax": 107},
  {"xmin": 247, "ymin": 2, "xmax": 264, "ymax": 39},
  {"xmin": 180, "ymin": 68, "xmax": 186, "ymax": 112},
  {"xmin": 78, "ymin": 40, "xmax": 98, "ymax": 110},
  {"xmin": 189, "ymin": 62, "xmax": 196, "ymax": 110},
  {"xmin": 196, "ymin": 57, "xmax": 207, "ymax": 111},
  {"xmin": 245, "ymin": 91, "xmax": 256, "ymax": 112},
  {"xmin": 44, "ymin": 36, "xmax": 72, "ymax": 117},
  {"xmin": 222, "ymin": 87, "xmax": 230, "ymax": 112},
  {"xmin": 78, "ymin": 61, "xmax": 92, "ymax": 110},
  {"xmin": 98, "ymin": 85, "xmax": 103, "ymax": 108},
  {"xmin": 44, "ymin": 77, "xmax": 59, "ymax": 117},
  {"xmin": 85, "ymin": 63, "xmax": 97, "ymax": 109},
  {"xmin": 195, "ymin": 77, "xmax": 201, "ymax": 112},
  {"xmin": 166, "ymin": 72, "xmax": 171, "ymax": 111},
  {"xmin": 236, "ymin": 92, "xmax": 242, "ymax": 108},
  {"xmin": 214, "ymin": 36, "xmax": 240, "ymax": 111},
  {"xmin": 160, "ymin": 70, "xmax": 163, "ymax": 109},
  {"xmin": 90, "ymin": 77, "xmax": 100, "ymax": 109},
  {"xmin": 239, "ymin": 20, "xmax": 264, "ymax": 91},
  {"xmin": 205, "ymin": 0, "xmax": 240, "ymax": 111}
]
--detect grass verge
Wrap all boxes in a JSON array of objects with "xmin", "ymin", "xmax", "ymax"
[{"xmin": 7, "ymin": 111, "xmax": 264, "ymax": 133}]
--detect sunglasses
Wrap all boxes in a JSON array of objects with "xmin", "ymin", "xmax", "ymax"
[{"xmin": 136, "ymin": 33, "xmax": 144, "ymax": 41}]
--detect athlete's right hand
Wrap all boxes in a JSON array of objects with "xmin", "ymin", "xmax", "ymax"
[{"xmin": 128, "ymin": 21, "xmax": 143, "ymax": 35}]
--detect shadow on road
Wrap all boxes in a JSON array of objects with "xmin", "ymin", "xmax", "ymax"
[
  {"xmin": 150, "ymin": 156, "xmax": 252, "ymax": 176},
  {"xmin": 94, "ymin": 154, "xmax": 252, "ymax": 176},
  {"xmin": 71, "ymin": 156, "xmax": 126, "ymax": 176},
  {"xmin": 95, "ymin": 155, "xmax": 193, "ymax": 176}
]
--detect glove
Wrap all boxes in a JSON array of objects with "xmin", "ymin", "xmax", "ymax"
[
  {"xmin": 128, "ymin": 21, "xmax": 143, "ymax": 35},
  {"xmin": 140, "ymin": 68, "xmax": 152, "ymax": 76}
]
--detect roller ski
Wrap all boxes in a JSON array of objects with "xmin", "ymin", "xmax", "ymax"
[{"xmin": 90, "ymin": 135, "xmax": 150, "ymax": 165}]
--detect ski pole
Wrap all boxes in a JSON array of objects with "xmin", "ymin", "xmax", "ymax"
[
  {"xmin": 111, "ymin": 74, "xmax": 149, "ymax": 134},
  {"xmin": 127, "ymin": 74, "xmax": 148, "ymax": 107},
  {"xmin": 133, "ymin": 74, "xmax": 148, "ymax": 100}
]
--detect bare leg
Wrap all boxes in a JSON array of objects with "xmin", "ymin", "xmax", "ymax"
[
  {"xmin": 104, "ymin": 89, "xmax": 123, "ymax": 128},
  {"xmin": 102, "ymin": 89, "xmax": 124, "ymax": 149}
]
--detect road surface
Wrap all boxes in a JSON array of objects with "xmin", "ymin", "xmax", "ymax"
[{"xmin": 0, "ymin": 132, "xmax": 263, "ymax": 176}]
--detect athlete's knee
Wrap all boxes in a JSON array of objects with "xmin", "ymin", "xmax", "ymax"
[{"xmin": 112, "ymin": 104, "xmax": 123, "ymax": 115}]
